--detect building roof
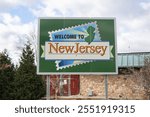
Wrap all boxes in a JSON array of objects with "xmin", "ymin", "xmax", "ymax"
[{"xmin": 118, "ymin": 52, "xmax": 150, "ymax": 68}]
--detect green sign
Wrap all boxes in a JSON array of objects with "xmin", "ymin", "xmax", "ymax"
[{"xmin": 37, "ymin": 18, "xmax": 118, "ymax": 74}]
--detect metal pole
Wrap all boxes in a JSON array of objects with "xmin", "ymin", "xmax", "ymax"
[
  {"xmin": 104, "ymin": 75, "xmax": 108, "ymax": 100},
  {"xmin": 46, "ymin": 75, "xmax": 50, "ymax": 100},
  {"xmin": 68, "ymin": 75, "xmax": 71, "ymax": 96}
]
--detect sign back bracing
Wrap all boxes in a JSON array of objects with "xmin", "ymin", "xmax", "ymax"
[{"xmin": 37, "ymin": 18, "xmax": 118, "ymax": 74}]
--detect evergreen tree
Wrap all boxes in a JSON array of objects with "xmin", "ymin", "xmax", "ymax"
[
  {"xmin": 0, "ymin": 50, "xmax": 15, "ymax": 99},
  {"xmin": 15, "ymin": 43, "xmax": 45, "ymax": 99}
]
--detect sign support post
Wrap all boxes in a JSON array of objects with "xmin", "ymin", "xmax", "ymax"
[
  {"xmin": 68, "ymin": 75, "xmax": 71, "ymax": 96},
  {"xmin": 104, "ymin": 75, "xmax": 108, "ymax": 100},
  {"xmin": 46, "ymin": 75, "xmax": 50, "ymax": 100}
]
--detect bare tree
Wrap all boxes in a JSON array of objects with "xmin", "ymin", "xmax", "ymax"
[
  {"xmin": 16, "ymin": 32, "xmax": 37, "ymax": 64},
  {"xmin": 132, "ymin": 57, "xmax": 150, "ymax": 99},
  {"xmin": 50, "ymin": 75, "xmax": 61, "ymax": 99},
  {"xmin": 50, "ymin": 75, "xmax": 67, "ymax": 99},
  {"xmin": 141, "ymin": 57, "xmax": 150, "ymax": 98}
]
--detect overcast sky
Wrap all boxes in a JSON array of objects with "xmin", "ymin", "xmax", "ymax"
[{"xmin": 0, "ymin": 0, "xmax": 150, "ymax": 64}]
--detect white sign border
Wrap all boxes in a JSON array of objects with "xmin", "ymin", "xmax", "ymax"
[{"xmin": 37, "ymin": 17, "xmax": 118, "ymax": 75}]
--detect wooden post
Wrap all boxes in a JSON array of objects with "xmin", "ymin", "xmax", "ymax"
[{"xmin": 104, "ymin": 75, "xmax": 108, "ymax": 100}]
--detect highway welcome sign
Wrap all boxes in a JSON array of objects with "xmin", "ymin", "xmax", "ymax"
[{"xmin": 37, "ymin": 18, "xmax": 117, "ymax": 74}]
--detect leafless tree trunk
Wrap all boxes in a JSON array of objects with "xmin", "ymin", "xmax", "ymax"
[
  {"xmin": 132, "ymin": 57, "xmax": 150, "ymax": 99},
  {"xmin": 50, "ymin": 75, "xmax": 61, "ymax": 100}
]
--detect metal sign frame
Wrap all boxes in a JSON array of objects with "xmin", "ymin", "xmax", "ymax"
[{"xmin": 37, "ymin": 17, "xmax": 118, "ymax": 75}]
